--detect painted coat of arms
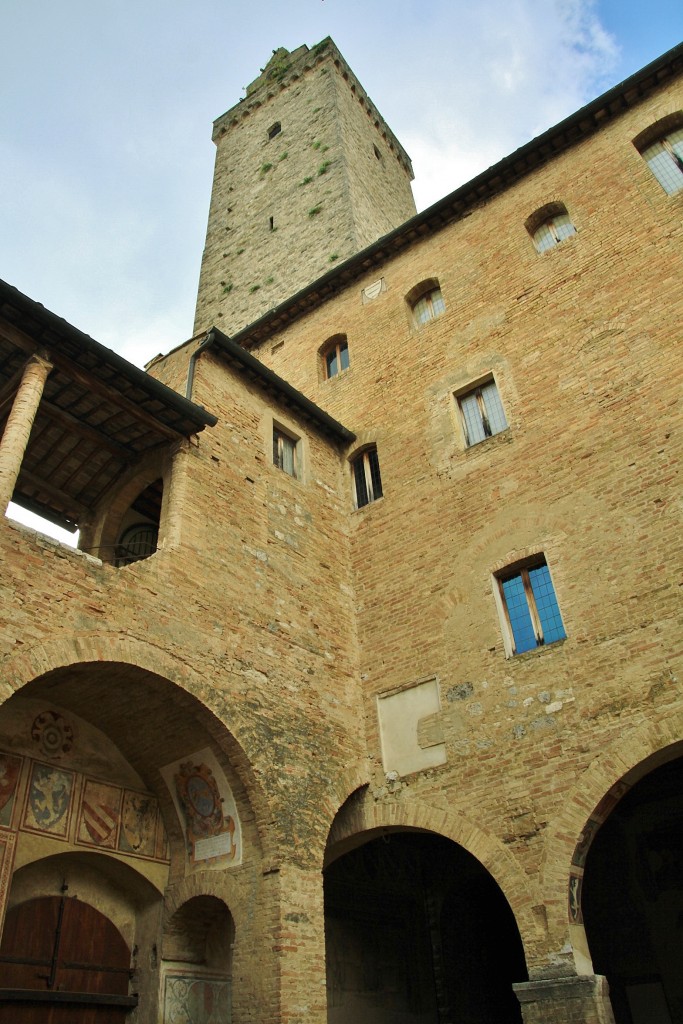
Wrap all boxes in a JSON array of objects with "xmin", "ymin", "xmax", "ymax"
[
  {"xmin": 0, "ymin": 753, "xmax": 22, "ymax": 827},
  {"xmin": 23, "ymin": 762, "xmax": 74, "ymax": 837},
  {"xmin": 174, "ymin": 762, "xmax": 236, "ymax": 860}
]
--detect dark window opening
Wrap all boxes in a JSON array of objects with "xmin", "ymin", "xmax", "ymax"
[
  {"xmin": 268, "ymin": 122, "xmax": 281, "ymax": 140},
  {"xmin": 114, "ymin": 478, "xmax": 162, "ymax": 566},
  {"xmin": 352, "ymin": 446, "xmax": 382, "ymax": 509}
]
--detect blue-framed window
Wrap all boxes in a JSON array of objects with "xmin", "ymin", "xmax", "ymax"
[{"xmin": 497, "ymin": 558, "xmax": 566, "ymax": 655}]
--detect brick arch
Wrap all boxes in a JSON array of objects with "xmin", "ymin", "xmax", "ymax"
[
  {"xmin": 540, "ymin": 709, "xmax": 683, "ymax": 946},
  {"xmin": 163, "ymin": 872, "xmax": 239, "ymax": 958},
  {"xmin": 323, "ymin": 787, "xmax": 539, "ymax": 956},
  {"xmin": 0, "ymin": 631, "xmax": 277, "ymax": 862}
]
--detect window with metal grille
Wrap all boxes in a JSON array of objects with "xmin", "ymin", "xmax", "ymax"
[
  {"xmin": 640, "ymin": 127, "xmax": 683, "ymax": 195},
  {"xmin": 496, "ymin": 558, "xmax": 566, "ymax": 656},
  {"xmin": 351, "ymin": 446, "xmax": 383, "ymax": 509},
  {"xmin": 412, "ymin": 286, "xmax": 445, "ymax": 326},
  {"xmin": 273, "ymin": 427, "xmax": 298, "ymax": 478},
  {"xmin": 115, "ymin": 522, "xmax": 158, "ymax": 566},
  {"xmin": 457, "ymin": 378, "xmax": 508, "ymax": 447},
  {"xmin": 323, "ymin": 336, "xmax": 350, "ymax": 379}
]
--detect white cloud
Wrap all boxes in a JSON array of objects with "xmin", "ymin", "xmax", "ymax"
[{"xmin": 397, "ymin": 0, "xmax": 619, "ymax": 209}]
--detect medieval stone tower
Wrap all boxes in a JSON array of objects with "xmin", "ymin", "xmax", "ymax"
[{"xmin": 193, "ymin": 38, "xmax": 417, "ymax": 336}]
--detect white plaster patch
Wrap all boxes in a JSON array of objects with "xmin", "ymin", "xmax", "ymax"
[{"xmin": 377, "ymin": 677, "xmax": 447, "ymax": 777}]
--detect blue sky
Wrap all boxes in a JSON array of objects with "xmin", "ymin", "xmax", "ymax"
[{"xmin": 1, "ymin": 0, "xmax": 681, "ymax": 370}]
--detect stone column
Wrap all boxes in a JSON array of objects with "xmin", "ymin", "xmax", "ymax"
[
  {"xmin": 158, "ymin": 441, "xmax": 191, "ymax": 551},
  {"xmin": 0, "ymin": 354, "xmax": 53, "ymax": 514},
  {"xmin": 268, "ymin": 864, "xmax": 327, "ymax": 1024},
  {"xmin": 515, "ymin": 974, "xmax": 616, "ymax": 1024}
]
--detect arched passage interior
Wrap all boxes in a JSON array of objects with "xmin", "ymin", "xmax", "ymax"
[
  {"xmin": 582, "ymin": 755, "xmax": 683, "ymax": 1024},
  {"xmin": 0, "ymin": 661, "xmax": 256, "ymax": 1024},
  {"xmin": 324, "ymin": 829, "xmax": 527, "ymax": 1024}
]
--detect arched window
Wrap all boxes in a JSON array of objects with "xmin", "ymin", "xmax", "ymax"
[
  {"xmin": 526, "ymin": 203, "xmax": 576, "ymax": 253},
  {"xmin": 267, "ymin": 121, "xmax": 281, "ymax": 141},
  {"xmin": 114, "ymin": 478, "xmax": 162, "ymax": 566},
  {"xmin": 407, "ymin": 279, "xmax": 445, "ymax": 326},
  {"xmin": 321, "ymin": 335, "xmax": 349, "ymax": 379},
  {"xmin": 351, "ymin": 446, "xmax": 383, "ymax": 509},
  {"xmin": 634, "ymin": 114, "xmax": 683, "ymax": 195}
]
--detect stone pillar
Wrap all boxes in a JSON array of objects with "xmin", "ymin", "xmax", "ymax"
[
  {"xmin": 269, "ymin": 864, "xmax": 327, "ymax": 1024},
  {"xmin": 158, "ymin": 441, "xmax": 190, "ymax": 551},
  {"xmin": 0, "ymin": 354, "xmax": 53, "ymax": 513},
  {"xmin": 515, "ymin": 974, "xmax": 616, "ymax": 1024}
]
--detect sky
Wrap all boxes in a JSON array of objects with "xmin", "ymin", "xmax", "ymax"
[{"xmin": 0, "ymin": 0, "xmax": 681, "ymax": 376}]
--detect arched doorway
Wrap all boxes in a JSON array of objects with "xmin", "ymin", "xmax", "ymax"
[
  {"xmin": 324, "ymin": 830, "xmax": 527, "ymax": 1024},
  {"xmin": 0, "ymin": 894, "xmax": 132, "ymax": 1023},
  {"xmin": 0, "ymin": 658, "xmax": 258, "ymax": 1024},
  {"xmin": 582, "ymin": 756, "xmax": 683, "ymax": 1024}
]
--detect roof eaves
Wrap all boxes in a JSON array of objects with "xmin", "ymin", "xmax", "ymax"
[
  {"xmin": 232, "ymin": 40, "xmax": 683, "ymax": 351},
  {"xmin": 0, "ymin": 279, "xmax": 218, "ymax": 431},
  {"xmin": 207, "ymin": 328, "xmax": 356, "ymax": 444}
]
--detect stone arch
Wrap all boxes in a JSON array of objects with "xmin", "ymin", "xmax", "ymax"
[
  {"xmin": 0, "ymin": 631, "xmax": 276, "ymax": 863},
  {"xmin": 540, "ymin": 709, "xmax": 683, "ymax": 969},
  {"xmin": 163, "ymin": 894, "xmax": 234, "ymax": 969},
  {"xmin": 9, "ymin": 849, "xmax": 162, "ymax": 944},
  {"xmin": 83, "ymin": 448, "xmax": 173, "ymax": 564},
  {"xmin": 324, "ymin": 786, "xmax": 540, "ymax": 957}
]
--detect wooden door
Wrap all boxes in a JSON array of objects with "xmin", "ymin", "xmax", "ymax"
[{"xmin": 0, "ymin": 895, "xmax": 136, "ymax": 1023}]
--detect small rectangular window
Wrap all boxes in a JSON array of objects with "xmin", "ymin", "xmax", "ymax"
[
  {"xmin": 324, "ymin": 338, "xmax": 350, "ymax": 379},
  {"xmin": 457, "ymin": 379, "xmax": 508, "ymax": 446},
  {"xmin": 273, "ymin": 427, "xmax": 297, "ymax": 478},
  {"xmin": 352, "ymin": 447, "xmax": 382, "ymax": 508},
  {"xmin": 496, "ymin": 558, "xmax": 566, "ymax": 656}
]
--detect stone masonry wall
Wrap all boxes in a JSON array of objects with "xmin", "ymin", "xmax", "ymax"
[
  {"xmin": 247, "ymin": 75, "xmax": 683, "ymax": 974},
  {"xmin": 0, "ymin": 347, "xmax": 364, "ymax": 1023},
  {"xmin": 193, "ymin": 40, "xmax": 416, "ymax": 337}
]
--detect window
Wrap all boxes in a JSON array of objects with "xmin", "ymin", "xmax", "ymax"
[
  {"xmin": 115, "ymin": 523, "xmax": 158, "ymax": 567},
  {"xmin": 273, "ymin": 427, "xmax": 298, "ymax": 478},
  {"xmin": 496, "ymin": 557, "xmax": 566, "ymax": 656},
  {"xmin": 526, "ymin": 203, "xmax": 576, "ymax": 253},
  {"xmin": 323, "ymin": 336, "xmax": 350, "ymax": 379},
  {"xmin": 267, "ymin": 121, "xmax": 281, "ymax": 141},
  {"xmin": 456, "ymin": 378, "xmax": 508, "ymax": 446},
  {"xmin": 640, "ymin": 127, "xmax": 683, "ymax": 195},
  {"xmin": 351, "ymin": 446, "xmax": 383, "ymax": 508},
  {"xmin": 411, "ymin": 285, "xmax": 445, "ymax": 325}
]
